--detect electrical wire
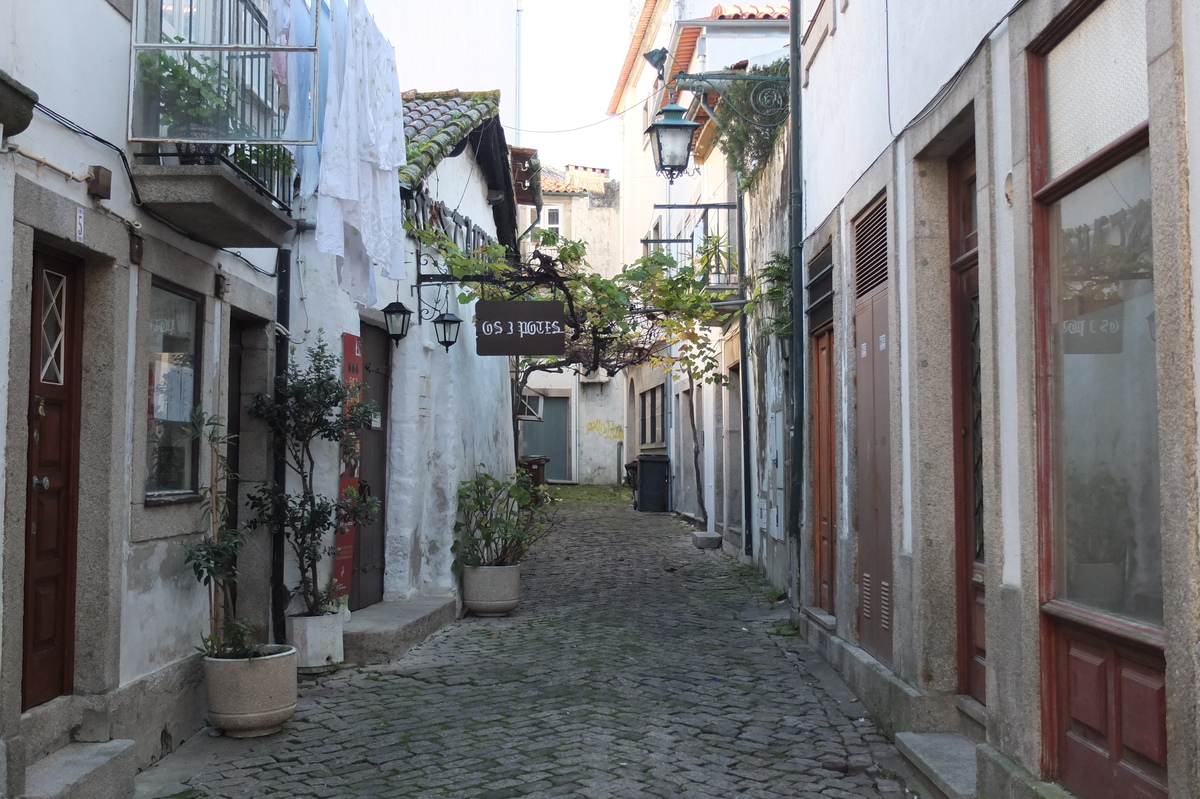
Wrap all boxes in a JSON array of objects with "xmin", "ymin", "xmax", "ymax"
[
  {"xmin": 33, "ymin": 102, "xmax": 280, "ymax": 276},
  {"xmin": 499, "ymin": 87, "xmax": 661, "ymax": 136}
]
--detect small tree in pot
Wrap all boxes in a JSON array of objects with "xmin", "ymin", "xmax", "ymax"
[
  {"xmin": 183, "ymin": 410, "xmax": 297, "ymax": 738},
  {"xmin": 452, "ymin": 469, "xmax": 558, "ymax": 616},
  {"xmin": 247, "ymin": 336, "xmax": 378, "ymax": 672}
]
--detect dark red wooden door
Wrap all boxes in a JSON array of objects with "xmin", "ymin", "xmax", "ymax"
[
  {"xmin": 1055, "ymin": 621, "xmax": 1167, "ymax": 799},
  {"xmin": 23, "ymin": 248, "xmax": 83, "ymax": 710},
  {"xmin": 811, "ymin": 326, "xmax": 836, "ymax": 615},
  {"xmin": 855, "ymin": 285, "xmax": 892, "ymax": 667},
  {"xmin": 952, "ymin": 264, "xmax": 986, "ymax": 704},
  {"xmin": 352, "ymin": 325, "xmax": 389, "ymax": 610}
]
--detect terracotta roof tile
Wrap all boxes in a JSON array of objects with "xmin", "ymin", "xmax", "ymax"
[
  {"xmin": 710, "ymin": 4, "xmax": 789, "ymax": 19},
  {"xmin": 399, "ymin": 90, "xmax": 501, "ymax": 189}
]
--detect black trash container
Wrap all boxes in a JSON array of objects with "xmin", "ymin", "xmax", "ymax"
[
  {"xmin": 636, "ymin": 453, "xmax": 669, "ymax": 512},
  {"xmin": 519, "ymin": 455, "xmax": 550, "ymax": 486}
]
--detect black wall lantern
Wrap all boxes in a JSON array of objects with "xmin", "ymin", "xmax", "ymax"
[
  {"xmin": 381, "ymin": 300, "xmax": 413, "ymax": 346},
  {"xmin": 433, "ymin": 312, "xmax": 462, "ymax": 352}
]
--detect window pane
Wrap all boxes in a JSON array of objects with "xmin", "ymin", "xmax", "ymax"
[
  {"xmin": 1051, "ymin": 150, "xmax": 1161, "ymax": 624},
  {"xmin": 1045, "ymin": 0, "xmax": 1148, "ymax": 179},
  {"xmin": 146, "ymin": 286, "xmax": 200, "ymax": 494}
]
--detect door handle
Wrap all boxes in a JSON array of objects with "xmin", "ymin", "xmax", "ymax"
[
  {"xmin": 32, "ymin": 475, "xmax": 50, "ymax": 490},
  {"xmin": 36, "ymin": 396, "xmax": 46, "ymax": 418}
]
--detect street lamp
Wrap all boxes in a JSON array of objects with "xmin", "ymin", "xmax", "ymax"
[
  {"xmin": 645, "ymin": 101, "xmax": 701, "ymax": 184},
  {"xmin": 433, "ymin": 312, "xmax": 462, "ymax": 352},
  {"xmin": 381, "ymin": 301, "xmax": 413, "ymax": 346}
]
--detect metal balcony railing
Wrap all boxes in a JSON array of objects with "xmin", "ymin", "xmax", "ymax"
[{"xmin": 131, "ymin": 0, "xmax": 317, "ymax": 145}]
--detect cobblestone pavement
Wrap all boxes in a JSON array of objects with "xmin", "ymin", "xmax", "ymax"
[{"xmin": 136, "ymin": 488, "xmax": 915, "ymax": 799}]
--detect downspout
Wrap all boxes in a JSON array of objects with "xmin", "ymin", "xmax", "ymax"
[
  {"xmin": 738, "ymin": 187, "xmax": 754, "ymax": 557},
  {"xmin": 271, "ymin": 228, "xmax": 295, "ymax": 644},
  {"xmin": 787, "ymin": 1, "xmax": 806, "ymax": 553}
]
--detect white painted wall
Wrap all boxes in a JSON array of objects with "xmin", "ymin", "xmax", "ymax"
[
  {"xmin": 802, "ymin": 0, "xmax": 1013, "ymax": 237},
  {"xmin": 294, "ymin": 146, "xmax": 515, "ymax": 602}
]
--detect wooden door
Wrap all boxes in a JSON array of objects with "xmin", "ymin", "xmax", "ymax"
[
  {"xmin": 23, "ymin": 248, "xmax": 84, "ymax": 710},
  {"xmin": 1054, "ymin": 621, "xmax": 1167, "ymax": 799},
  {"xmin": 522, "ymin": 397, "xmax": 570, "ymax": 481},
  {"xmin": 352, "ymin": 326, "xmax": 389, "ymax": 610},
  {"xmin": 953, "ymin": 264, "xmax": 986, "ymax": 704},
  {"xmin": 855, "ymin": 286, "xmax": 892, "ymax": 666},
  {"xmin": 811, "ymin": 326, "xmax": 836, "ymax": 615}
]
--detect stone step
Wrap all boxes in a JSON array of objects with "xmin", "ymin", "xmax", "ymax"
[
  {"xmin": 342, "ymin": 594, "xmax": 457, "ymax": 667},
  {"xmin": 24, "ymin": 739, "xmax": 136, "ymax": 799},
  {"xmin": 692, "ymin": 531, "xmax": 723, "ymax": 549},
  {"xmin": 894, "ymin": 732, "xmax": 978, "ymax": 799}
]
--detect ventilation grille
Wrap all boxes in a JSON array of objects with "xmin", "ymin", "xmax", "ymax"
[
  {"xmin": 880, "ymin": 581, "xmax": 892, "ymax": 631},
  {"xmin": 860, "ymin": 573, "xmax": 872, "ymax": 619},
  {"xmin": 854, "ymin": 196, "xmax": 888, "ymax": 298}
]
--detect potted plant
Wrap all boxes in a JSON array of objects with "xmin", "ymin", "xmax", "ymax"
[
  {"xmin": 183, "ymin": 410, "xmax": 297, "ymax": 738},
  {"xmin": 451, "ymin": 469, "xmax": 557, "ymax": 616},
  {"xmin": 247, "ymin": 336, "xmax": 378, "ymax": 673}
]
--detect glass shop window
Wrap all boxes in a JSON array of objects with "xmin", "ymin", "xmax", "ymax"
[{"xmin": 146, "ymin": 284, "xmax": 201, "ymax": 495}]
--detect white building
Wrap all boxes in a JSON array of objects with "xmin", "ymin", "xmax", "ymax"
[{"xmin": 0, "ymin": 2, "xmax": 519, "ymax": 795}]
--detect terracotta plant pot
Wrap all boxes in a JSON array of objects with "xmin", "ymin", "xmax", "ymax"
[
  {"xmin": 204, "ymin": 645, "xmax": 297, "ymax": 738},
  {"xmin": 462, "ymin": 564, "xmax": 521, "ymax": 617},
  {"xmin": 287, "ymin": 613, "xmax": 344, "ymax": 674}
]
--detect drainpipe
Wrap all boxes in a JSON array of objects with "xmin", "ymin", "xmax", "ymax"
[
  {"xmin": 738, "ymin": 188, "xmax": 754, "ymax": 557},
  {"xmin": 271, "ymin": 228, "xmax": 295, "ymax": 644},
  {"xmin": 787, "ymin": 1, "xmax": 806, "ymax": 552}
]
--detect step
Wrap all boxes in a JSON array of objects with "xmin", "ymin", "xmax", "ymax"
[
  {"xmin": 692, "ymin": 531, "xmax": 723, "ymax": 549},
  {"xmin": 342, "ymin": 594, "xmax": 457, "ymax": 666},
  {"xmin": 24, "ymin": 740, "xmax": 136, "ymax": 799},
  {"xmin": 894, "ymin": 732, "xmax": 977, "ymax": 799}
]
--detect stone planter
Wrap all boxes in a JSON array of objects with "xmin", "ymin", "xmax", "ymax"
[
  {"xmin": 287, "ymin": 613, "xmax": 344, "ymax": 674},
  {"xmin": 204, "ymin": 645, "xmax": 297, "ymax": 738},
  {"xmin": 462, "ymin": 564, "xmax": 521, "ymax": 617}
]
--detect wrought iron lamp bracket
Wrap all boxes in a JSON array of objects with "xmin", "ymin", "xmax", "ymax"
[{"xmin": 672, "ymin": 72, "xmax": 790, "ymax": 130}]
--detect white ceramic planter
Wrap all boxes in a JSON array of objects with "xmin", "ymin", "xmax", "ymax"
[
  {"xmin": 287, "ymin": 613, "xmax": 344, "ymax": 674},
  {"xmin": 462, "ymin": 564, "xmax": 521, "ymax": 616},
  {"xmin": 205, "ymin": 645, "xmax": 297, "ymax": 738}
]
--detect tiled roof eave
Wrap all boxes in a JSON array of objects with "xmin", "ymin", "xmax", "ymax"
[{"xmin": 398, "ymin": 97, "xmax": 500, "ymax": 190}]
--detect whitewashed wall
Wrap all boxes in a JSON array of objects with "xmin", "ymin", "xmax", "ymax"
[
  {"xmin": 294, "ymin": 147, "xmax": 514, "ymax": 602},
  {"xmin": 802, "ymin": 0, "xmax": 1015, "ymax": 238}
]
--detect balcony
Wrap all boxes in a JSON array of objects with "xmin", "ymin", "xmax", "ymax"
[{"xmin": 129, "ymin": 0, "xmax": 316, "ymax": 247}]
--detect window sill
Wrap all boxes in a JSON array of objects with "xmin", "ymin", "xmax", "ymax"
[{"xmin": 144, "ymin": 492, "xmax": 202, "ymax": 508}]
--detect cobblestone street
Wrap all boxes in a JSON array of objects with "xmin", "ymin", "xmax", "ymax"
[{"xmin": 136, "ymin": 488, "xmax": 914, "ymax": 799}]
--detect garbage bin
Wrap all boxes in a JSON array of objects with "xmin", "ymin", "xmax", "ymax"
[
  {"xmin": 636, "ymin": 453, "xmax": 669, "ymax": 512},
  {"xmin": 519, "ymin": 456, "xmax": 550, "ymax": 486}
]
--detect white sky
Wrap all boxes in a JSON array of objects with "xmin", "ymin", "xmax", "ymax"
[
  {"xmin": 366, "ymin": 0, "xmax": 632, "ymax": 177},
  {"xmin": 509, "ymin": 0, "xmax": 632, "ymax": 174}
]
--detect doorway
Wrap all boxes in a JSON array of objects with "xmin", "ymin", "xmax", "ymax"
[
  {"xmin": 353, "ymin": 325, "xmax": 390, "ymax": 610},
  {"xmin": 853, "ymin": 196, "xmax": 893, "ymax": 668},
  {"xmin": 950, "ymin": 144, "xmax": 986, "ymax": 705},
  {"xmin": 23, "ymin": 247, "xmax": 84, "ymax": 710},
  {"xmin": 522, "ymin": 396, "xmax": 570, "ymax": 481}
]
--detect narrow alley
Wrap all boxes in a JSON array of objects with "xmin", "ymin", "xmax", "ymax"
[{"xmin": 135, "ymin": 489, "xmax": 913, "ymax": 799}]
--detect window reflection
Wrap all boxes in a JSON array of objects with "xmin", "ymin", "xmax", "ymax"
[{"xmin": 1050, "ymin": 150, "xmax": 1161, "ymax": 624}]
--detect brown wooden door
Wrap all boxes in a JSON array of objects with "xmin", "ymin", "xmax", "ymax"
[
  {"xmin": 1054, "ymin": 621, "xmax": 1167, "ymax": 799},
  {"xmin": 855, "ymin": 285, "xmax": 892, "ymax": 667},
  {"xmin": 952, "ymin": 264, "xmax": 986, "ymax": 704},
  {"xmin": 352, "ymin": 325, "xmax": 389, "ymax": 610},
  {"xmin": 23, "ymin": 248, "xmax": 84, "ymax": 710},
  {"xmin": 811, "ymin": 326, "xmax": 836, "ymax": 615}
]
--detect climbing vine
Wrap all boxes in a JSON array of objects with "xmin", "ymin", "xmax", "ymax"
[{"xmin": 712, "ymin": 59, "xmax": 790, "ymax": 191}]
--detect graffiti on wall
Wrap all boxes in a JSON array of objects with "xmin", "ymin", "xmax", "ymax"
[{"xmin": 586, "ymin": 420, "xmax": 624, "ymax": 440}]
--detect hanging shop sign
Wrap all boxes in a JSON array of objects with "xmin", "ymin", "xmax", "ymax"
[{"xmin": 475, "ymin": 300, "xmax": 567, "ymax": 356}]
